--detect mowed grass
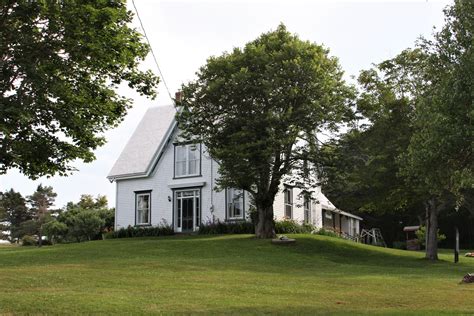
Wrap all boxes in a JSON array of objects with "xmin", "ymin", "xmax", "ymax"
[{"xmin": 0, "ymin": 235, "xmax": 473, "ymax": 315}]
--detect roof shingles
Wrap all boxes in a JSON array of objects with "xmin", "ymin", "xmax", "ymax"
[{"xmin": 107, "ymin": 105, "xmax": 176, "ymax": 179}]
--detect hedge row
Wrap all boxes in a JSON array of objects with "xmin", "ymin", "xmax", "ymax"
[
  {"xmin": 198, "ymin": 219, "xmax": 319, "ymax": 235},
  {"xmin": 106, "ymin": 221, "xmax": 339, "ymax": 238},
  {"xmin": 198, "ymin": 221, "xmax": 254, "ymax": 234},
  {"xmin": 106, "ymin": 225, "xmax": 174, "ymax": 239}
]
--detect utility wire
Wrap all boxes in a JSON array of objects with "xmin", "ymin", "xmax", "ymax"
[{"xmin": 131, "ymin": 0, "xmax": 174, "ymax": 103}]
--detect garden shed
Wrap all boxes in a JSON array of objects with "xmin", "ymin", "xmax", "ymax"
[{"xmin": 403, "ymin": 226, "xmax": 421, "ymax": 250}]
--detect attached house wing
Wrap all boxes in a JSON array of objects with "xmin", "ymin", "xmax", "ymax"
[
  {"xmin": 107, "ymin": 105, "xmax": 176, "ymax": 181},
  {"xmin": 316, "ymin": 191, "xmax": 363, "ymax": 221}
]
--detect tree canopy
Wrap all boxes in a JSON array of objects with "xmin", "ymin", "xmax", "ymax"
[
  {"xmin": 399, "ymin": 0, "xmax": 473, "ymax": 260},
  {"xmin": 177, "ymin": 24, "xmax": 354, "ymax": 238},
  {"xmin": 400, "ymin": 0, "xmax": 473, "ymax": 201},
  {"xmin": 0, "ymin": 0, "xmax": 159, "ymax": 178},
  {"xmin": 0, "ymin": 187, "xmax": 114, "ymax": 244},
  {"xmin": 321, "ymin": 50, "xmax": 423, "ymax": 216},
  {"xmin": 321, "ymin": 0, "xmax": 473, "ymax": 260}
]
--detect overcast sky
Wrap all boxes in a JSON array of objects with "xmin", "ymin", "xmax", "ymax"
[{"xmin": 0, "ymin": 0, "xmax": 451, "ymax": 208}]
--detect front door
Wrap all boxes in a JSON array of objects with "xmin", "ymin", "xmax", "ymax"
[
  {"xmin": 181, "ymin": 197, "xmax": 194, "ymax": 232},
  {"xmin": 175, "ymin": 189, "xmax": 200, "ymax": 232}
]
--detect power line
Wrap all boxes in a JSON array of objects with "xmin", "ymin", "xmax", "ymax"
[{"xmin": 131, "ymin": 0, "xmax": 174, "ymax": 103}]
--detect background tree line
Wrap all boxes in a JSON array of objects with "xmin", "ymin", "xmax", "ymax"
[
  {"xmin": 320, "ymin": 0, "xmax": 473, "ymax": 259},
  {"xmin": 0, "ymin": 185, "xmax": 114, "ymax": 246}
]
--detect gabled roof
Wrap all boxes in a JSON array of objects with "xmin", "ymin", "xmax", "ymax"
[
  {"xmin": 316, "ymin": 191, "xmax": 337, "ymax": 211},
  {"xmin": 107, "ymin": 105, "xmax": 176, "ymax": 181},
  {"xmin": 317, "ymin": 191, "xmax": 363, "ymax": 221},
  {"xmin": 403, "ymin": 225, "xmax": 420, "ymax": 232}
]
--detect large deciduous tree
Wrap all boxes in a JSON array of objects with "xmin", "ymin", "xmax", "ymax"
[
  {"xmin": 320, "ymin": 49, "xmax": 430, "ymax": 246},
  {"xmin": 1, "ymin": 0, "xmax": 159, "ymax": 178},
  {"xmin": 321, "ymin": 50, "xmax": 423, "ymax": 218},
  {"xmin": 322, "ymin": 0, "xmax": 473, "ymax": 260},
  {"xmin": 399, "ymin": 0, "xmax": 474, "ymax": 260},
  {"xmin": 177, "ymin": 25, "xmax": 353, "ymax": 238}
]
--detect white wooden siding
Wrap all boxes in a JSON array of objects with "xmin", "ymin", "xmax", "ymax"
[{"xmin": 114, "ymin": 128, "xmax": 360, "ymax": 232}]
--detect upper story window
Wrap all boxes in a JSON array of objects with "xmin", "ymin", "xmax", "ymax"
[
  {"xmin": 136, "ymin": 191, "xmax": 151, "ymax": 225},
  {"xmin": 284, "ymin": 187, "xmax": 293, "ymax": 219},
  {"xmin": 227, "ymin": 188, "xmax": 244, "ymax": 220},
  {"xmin": 174, "ymin": 143, "xmax": 201, "ymax": 177}
]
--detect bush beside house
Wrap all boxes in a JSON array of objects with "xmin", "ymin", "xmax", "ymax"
[
  {"xmin": 197, "ymin": 219, "xmax": 340, "ymax": 237},
  {"xmin": 106, "ymin": 224, "xmax": 174, "ymax": 239}
]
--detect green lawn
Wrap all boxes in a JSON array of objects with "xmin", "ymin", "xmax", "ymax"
[{"xmin": 0, "ymin": 234, "xmax": 472, "ymax": 315}]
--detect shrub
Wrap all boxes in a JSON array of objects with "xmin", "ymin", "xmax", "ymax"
[
  {"xmin": 314, "ymin": 228, "xmax": 340, "ymax": 238},
  {"xmin": 21, "ymin": 235, "xmax": 37, "ymax": 246},
  {"xmin": 302, "ymin": 223, "xmax": 317, "ymax": 233},
  {"xmin": 102, "ymin": 231, "xmax": 115, "ymax": 239},
  {"xmin": 97, "ymin": 208, "xmax": 115, "ymax": 232},
  {"xmin": 392, "ymin": 241, "xmax": 407, "ymax": 250},
  {"xmin": 41, "ymin": 239, "xmax": 53, "ymax": 246},
  {"xmin": 58, "ymin": 206, "xmax": 115, "ymax": 242},
  {"xmin": 275, "ymin": 219, "xmax": 314, "ymax": 234},
  {"xmin": 108, "ymin": 224, "xmax": 174, "ymax": 239},
  {"xmin": 14, "ymin": 220, "xmax": 39, "ymax": 241},
  {"xmin": 42, "ymin": 220, "xmax": 68, "ymax": 244},
  {"xmin": 67, "ymin": 210, "xmax": 105, "ymax": 242},
  {"xmin": 275, "ymin": 219, "xmax": 300, "ymax": 233},
  {"xmin": 198, "ymin": 220, "xmax": 254, "ymax": 234},
  {"xmin": 415, "ymin": 225, "xmax": 446, "ymax": 246},
  {"xmin": 198, "ymin": 219, "xmax": 316, "ymax": 235},
  {"xmin": 248, "ymin": 206, "xmax": 258, "ymax": 225}
]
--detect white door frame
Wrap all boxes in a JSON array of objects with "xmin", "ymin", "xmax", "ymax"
[{"xmin": 174, "ymin": 188, "xmax": 200, "ymax": 233}]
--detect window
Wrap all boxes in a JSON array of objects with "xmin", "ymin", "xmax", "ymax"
[
  {"xmin": 136, "ymin": 192, "xmax": 151, "ymax": 225},
  {"xmin": 227, "ymin": 188, "xmax": 244, "ymax": 220},
  {"xmin": 284, "ymin": 187, "xmax": 293, "ymax": 219},
  {"xmin": 304, "ymin": 194, "xmax": 311, "ymax": 224},
  {"xmin": 174, "ymin": 144, "xmax": 200, "ymax": 177},
  {"xmin": 323, "ymin": 210, "xmax": 334, "ymax": 229},
  {"xmin": 351, "ymin": 218, "xmax": 357, "ymax": 236}
]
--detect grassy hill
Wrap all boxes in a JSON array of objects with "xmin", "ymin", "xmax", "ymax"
[{"xmin": 0, "ymin": 234, "xmax": 473, "ymax": 314}]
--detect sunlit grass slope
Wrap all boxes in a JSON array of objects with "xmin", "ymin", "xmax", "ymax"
[{"xmin": 0, "ymin": 234, "xmax": 472, "ymax": 314}]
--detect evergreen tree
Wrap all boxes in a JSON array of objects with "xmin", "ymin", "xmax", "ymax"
[
  {"xmin": 27, "ymin": 184, "xmax": 57, "ymax": 246},
  {"xmin": 0, "ymin": 189, "xmax": 33, "ymax": 241}
]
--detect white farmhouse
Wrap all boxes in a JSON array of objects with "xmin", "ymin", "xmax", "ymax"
[{"xmin": 107, "ymin": 105, "xmax": 361, "ymax": 236}]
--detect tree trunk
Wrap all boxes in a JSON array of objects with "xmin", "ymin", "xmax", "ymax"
[
  {"xmin": 425, "ymin": 198, "xmax": 439, "ymax": 261},
  {"xmin": 38, "ymin": 230, "xmax": 43, "ymax": 247},
  {"xmin": 417, "ymin": 215, "xmax": 424, "ymax": 226},
  {"xmin": 37, "ymin": 215, "xmax": 44, "ymax": 247},
  {"xmin": 38, "ymin": 226, "xmax": 43, "ymax": 247},
  {"xmin": 255, "ymin": 204, "xmax": 276, "ymax": 239}
]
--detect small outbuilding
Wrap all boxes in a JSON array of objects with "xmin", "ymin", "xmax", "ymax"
[{"xmin": 403, "ymin": 225, "xmax": 421, "ymax": 250}]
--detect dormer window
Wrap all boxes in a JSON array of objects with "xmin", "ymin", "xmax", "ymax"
[{"xmin": 174, "ymin": 143, "xmax": 201, "ymax": 177}]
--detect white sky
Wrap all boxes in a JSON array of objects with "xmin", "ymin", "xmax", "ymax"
[{"xmin": 0, "ymin": 0, "xmax": 451, "ymax": 208}]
